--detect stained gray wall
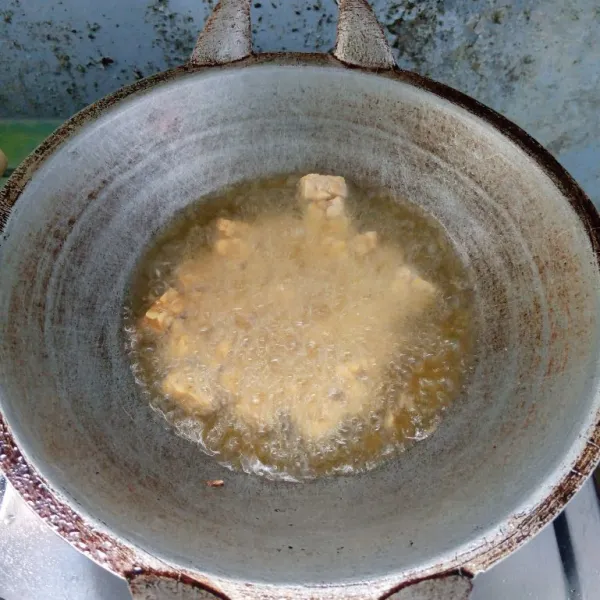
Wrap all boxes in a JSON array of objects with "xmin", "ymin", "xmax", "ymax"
[{"xmin": 1, "ymin": 0, "xmax": 598, "ymax": 201}]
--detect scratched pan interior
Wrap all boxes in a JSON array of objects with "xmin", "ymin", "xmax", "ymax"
[{"xmin": 1, "ymin": 63, "xmax": 600, "ymax": 587}]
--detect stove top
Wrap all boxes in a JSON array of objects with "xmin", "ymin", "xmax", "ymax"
[{"xmin": 1, "ymin": 474, "xmax": 599, "ymax": 600}]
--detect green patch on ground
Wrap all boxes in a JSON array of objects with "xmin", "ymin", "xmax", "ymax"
[{"xmin": 1, "ymin": 120, "xmax": 63, "ymax": 188}]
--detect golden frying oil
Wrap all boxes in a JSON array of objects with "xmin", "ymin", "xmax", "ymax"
[{"xmin": 124, "ymin": 175, "xmax": 475, "ymax": 481}]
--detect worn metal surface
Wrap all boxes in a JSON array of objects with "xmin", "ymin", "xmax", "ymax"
[
  {"xmin": 2, "ymin": 2, "xmax": 600, "ymax": 599},
  {"xmin": 0, "ymin": 0, "xmax": 599, "ymax": 204},
  {"xmin": 1, "ymin": 45, "xmax": 600, "ymax": 599}
]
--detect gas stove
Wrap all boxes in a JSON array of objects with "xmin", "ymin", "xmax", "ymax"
[{"xmin": 1, "ymin": 474, "xmax": 599, "ymax": 599}]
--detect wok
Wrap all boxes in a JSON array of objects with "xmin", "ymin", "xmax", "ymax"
[{"xmin": 1, "ymin": 1, "xmax": 600, "ymax": 598}]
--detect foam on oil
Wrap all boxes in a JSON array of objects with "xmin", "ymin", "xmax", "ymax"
[{"xmin": 124, "ymin": 175, "xmax": 475, "ymax": 481}]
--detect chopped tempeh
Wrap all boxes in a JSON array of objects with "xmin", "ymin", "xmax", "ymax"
[
  {"xmin": 351, "ymin": 231, "xmax": 378, "ymax": 257},
  {"xmin": 164, "ymin": 320, "xmax": 193, "ymax": 359},
  {"xmin": 321, "ymin": 237, "xmax": 348, "ymax": 259},
  {"xmin": 215, "ymin": 338, "xmax": 233, "ymax": 361},
  {"xmin": 323, "ymin": 213, "xmax": 351, "ymax": 239},
  {"xmin": 176, "ymin": 261, "xmax": 201, "ymax": 291},
  {"xmin": 325, "ymin": 196, "xmax": 345, "ymax": 219},
  {"xmin": 303, "ymin": 200, "xmax": 327, "ymax": 237},
  {"xmin": 384, "ymin": 412, "xmax": 396, "ymax": 431},
  {"xmin": 392, "ymin": 266, "xmax": 437, "ymax": 305},
  {"xmin": 143, "ymin": 307, "xmax": 173, "ymax": 332},
  {"xmin": 294, "ymin": 414, "xmax": 342, "ymax": 442},
  {"xmin": 397, "ymin": 392, "xmax": 416, "ymax": 411},
  {"xmin": 214, "ymin": 237, "xmax": 250, "ymax": 260},
  {"xmin": 174, "ymin": 258, "xmax": 216, "ymax": 292},
  {"xmin": 162, "ymin": 370, "xmax": 215, "ymax": 415},
  {"xmin": 142, "ymin": 288, "xmax": 185, "ymax": 332},
  {"xmin": 336, "ymin": 361, "xmax": 370, "ymax": 381},
  {"xmin": 213, "ymin": 218, "xmax": 252, "ymax": 260},
  {"xmin": 232, "ymin": 393, "xmax": 280, "ymax": 429},
  {"xmin": 216, "ymin": 218, "xmax": 250, "ymax": 239},
  {"xmin": 234, "ymin": 313, "xmax": 253, "ymax": 331},
  {"xmin": 289, "ymin": 377, "xmax": 368, "ymax": 442},
  {"xmin": 297, "ymin": 174, "xmax": 348, "ymax": 204},
  {"xmin": 219, "ymin": 367, "xmax": 241, "ymax": 395},
  {"xmin": 300, "ymin": 181, "xmax": 352, "ymax": 241}
]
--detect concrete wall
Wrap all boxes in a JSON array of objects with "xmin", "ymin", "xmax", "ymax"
[{"xmin": 1, "ymin": 0, "xmax": 598, "ymax": 202}]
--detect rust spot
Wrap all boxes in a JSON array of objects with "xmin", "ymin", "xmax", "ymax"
[
  {"xmin": 522, "ymin": 403, "xmax": 537, "ymax": 429},
  {"xmin": 87, "ymin": 178, "xmax": 109, "ymax": 201}
]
